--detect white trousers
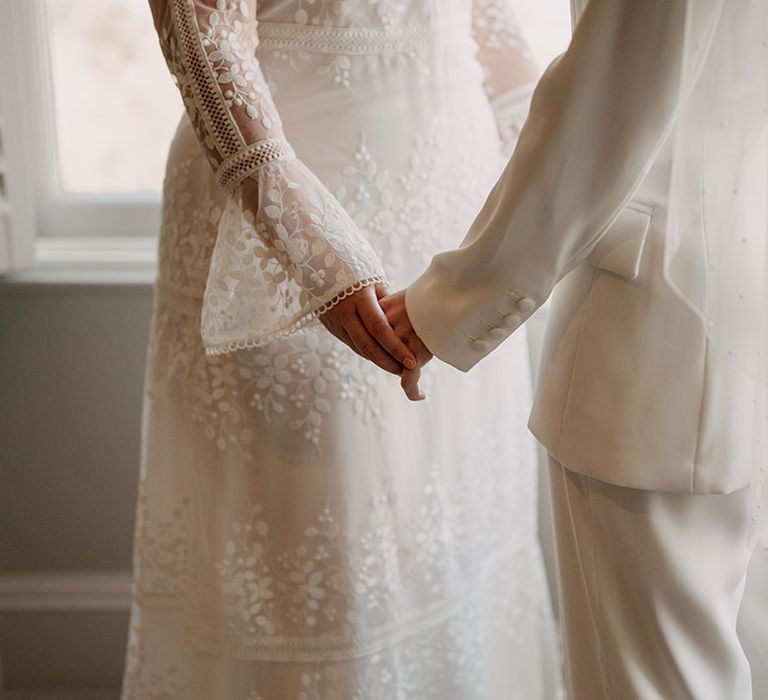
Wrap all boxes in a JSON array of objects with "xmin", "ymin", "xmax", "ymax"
[{"xmin": 548, "ymin": 457, "xmax": 759, "ymax": 700}]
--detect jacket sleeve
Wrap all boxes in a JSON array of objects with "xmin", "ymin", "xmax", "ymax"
[
  {"xmin": 406, "ymin": 0, "xmax": 725, "ymax": 371},
  {"xmin": 149, "ymin": 0, "xmax": 386, "ymax": 355},
  {"xmin": 472, "ymin": 0, "xmax": 539, "ymax": 156}
]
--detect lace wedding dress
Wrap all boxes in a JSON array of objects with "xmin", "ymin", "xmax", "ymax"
[{"xmin": 121, "ymin": 1, "xmax": 562, "ymax": 698}]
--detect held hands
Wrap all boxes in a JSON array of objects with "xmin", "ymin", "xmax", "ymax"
[
  {"xmin": 380, "ymin": 290, "xmax": 433, "ymax": 401},
  {"xmin": 319, "ymin": 285, "xmax": 432, "ymax": 401}
]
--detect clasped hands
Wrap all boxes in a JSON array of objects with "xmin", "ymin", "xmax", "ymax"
[{"xmin": 319, "ymin": 284, "xmax": 432, "ymax": 401}]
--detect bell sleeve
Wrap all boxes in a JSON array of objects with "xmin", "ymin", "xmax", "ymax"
[{"xmin": 149, "ymin": 0, "xmax": 387, "ymax": 354}]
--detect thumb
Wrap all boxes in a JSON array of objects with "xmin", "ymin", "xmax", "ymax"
[{"xmin": 401, "ymin": 367, "xmax": 426, "ymax": 402}]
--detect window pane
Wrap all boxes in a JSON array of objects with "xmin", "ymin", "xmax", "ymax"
[
  {"xmin": 46, "ymin": 0, "xmax": 181, "ymax": 194},
  {"xmin": 516, "ymin": 0, "xmax": 572, "ymax": 68}
]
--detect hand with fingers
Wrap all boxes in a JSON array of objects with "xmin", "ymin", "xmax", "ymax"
[
  {"xmin": 379, "ymin": 290, "xmax": 433, "ymax": 402},
  {"xmin": 319, "ymin": 283, "xmax": 418, "ymax": 377}
]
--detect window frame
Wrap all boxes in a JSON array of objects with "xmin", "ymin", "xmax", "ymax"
[
  {"xmin": 0, "ymin": 0, "xmax": 39, "ymax": 271},
  {"xmin": 1, "ymin": 0, "xmax": 162, "ymax": 274}
]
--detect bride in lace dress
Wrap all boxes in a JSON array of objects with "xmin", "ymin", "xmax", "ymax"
[{"xmin": 121, "ymin": 1, "xmax": 562, "ymax": 698}]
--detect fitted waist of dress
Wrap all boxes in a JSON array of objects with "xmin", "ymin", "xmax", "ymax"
[{"xmin": 255, "ymin": 20, "xmax": 469, "ymax": 55}]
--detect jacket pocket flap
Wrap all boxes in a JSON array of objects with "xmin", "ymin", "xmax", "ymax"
[{"xmin": 586, "ymin": 203, "xmax": 653, "ymax": 281}]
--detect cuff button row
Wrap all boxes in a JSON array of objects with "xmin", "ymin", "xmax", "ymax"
[
  {"xmin": 517, "ymin": 297, "xmax": 535, "ymax": 314},
  {"xmin": 470, "ymin": 295, "xmax": 535, "ymax": 352}
]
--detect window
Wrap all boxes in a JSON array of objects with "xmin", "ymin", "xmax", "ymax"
[
  {"xmin": 0, "ymin": 0, "xmax": 570, "ymax": 273},
  {"xmin": 47, "ymin": 0, "xmax": 180, "ymax": 195},
  {"xmin": 0, "ymin": 0, "xmax": 181, "ymax": 272}
]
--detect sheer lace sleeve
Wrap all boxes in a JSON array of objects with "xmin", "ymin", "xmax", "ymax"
[
  {"xmin": 472, "ymin": 0, "xmax": 539, "ymax": 155},
  {"xmin": 149, "ymin": 0, "xmax": 387, "ymax": 354}
]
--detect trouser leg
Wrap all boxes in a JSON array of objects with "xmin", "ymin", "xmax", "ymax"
[
  {"xmin": 738, "ymin": 533, "xmax": 768, "ymax": 698},
  {"xmin": 547, "ymin": 457, "xmax": 755, "ymax": 700}
]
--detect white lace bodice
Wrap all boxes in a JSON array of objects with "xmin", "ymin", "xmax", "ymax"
[{"xmin": 149, "ymin": 0, "xmax": 536, "ymax": 354}]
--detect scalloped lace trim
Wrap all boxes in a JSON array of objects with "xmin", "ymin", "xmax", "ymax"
[
  {"xmin": 256, "ymin": 20, "xmax": 465, "ymax": 55},
  {"xmin": 204, "ymin": 275, "xmax": 388, "ymax": 356},
  {"xmin": 216, "ymin": 139, "xmax": 295, "ymax": 194}
]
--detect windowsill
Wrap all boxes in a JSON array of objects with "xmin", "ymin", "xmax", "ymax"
[{"xmin": 2, "ymin": 236, "xmax": 157, "ymax": 287}]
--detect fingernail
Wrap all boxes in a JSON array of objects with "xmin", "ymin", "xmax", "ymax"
[{"xmin": 404, "ymin": 357, "xmax": 416, "ymax": 370}]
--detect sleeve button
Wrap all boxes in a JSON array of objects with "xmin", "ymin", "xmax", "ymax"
[
  {"xmin": 489, "ymin": 327, "xmax": 506, "ymax": 339},
  {"xmin": 517, "ymin": 297, "xmax": 535, "ymax": 313},
  {"xmin": 472, "ymin": 339, "xmax": 491, "ymax": 352},
  {"xmin": 503, "ymin": 314, "xmax": 522, "ymax": 329}
]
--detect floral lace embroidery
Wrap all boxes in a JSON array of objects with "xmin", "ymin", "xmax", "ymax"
[
  {"xmin": 198, "ymin": 329, "xmax": 384, "ymax": 450},
  {"xmin": 149, "ymin": 303, "xmax": 385, "ymax": 460},
  {"xmin": 471, "ymin": 0, "xmax": 537, "ymax": 151},
  {"xmin": 130, "ymin": 434, "xmax": 537, "ymax": 656},
  {"xmin": 200, "ymin": 158, "xmax": 386, "ymax": 355},
  {"xmin": 158, "ymin": 0, "xmax": 284, "ymax": 168},
  {"xmin": 131, "ymin": 481, "xmax": 192, "ymax": 602},
  {"xmin": 153, "ymin": 0, "xmax": 386, "ymax": 353},
  {"xmin": 261, "ymin": 37, "xmax": 433, "ymax": 94},
  {"xmin": 199, "ymin": 2, "xmax": 273, "ymax": 126},
  {"xmin": 123, "ymin": 540, "xmax": 556, "ymax": 699},
  {"xmin": 472, "ymin": 0, "xmax": 533, "ymax": 55},
  {"xmin": 255, "ymin": 5, "xmax": 443, "ymax": 95},
  {"xmin": 292, "ymin": 0, "xmax": 345, "ymax": 27},
  {"xmin": 336, "ymin": 134, "xmax": 436, "ymax": 274},
  {"xmin": 156, "ymin": 153, "xmax": 221, "ymax": 292},
  {"xmin": 291, "ymin": 0, "xmax": 410, "ymax": 28},
  {"xmin": 336, "ymin": 126, "xmax": 494, "ymax": 279}
]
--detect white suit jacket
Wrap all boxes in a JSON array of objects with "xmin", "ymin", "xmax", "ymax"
[{"xmin": 406, "ymin": 0, "xmax": 765, "ymax": 495}]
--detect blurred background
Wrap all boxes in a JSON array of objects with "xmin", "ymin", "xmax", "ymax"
[
  {"xmin": 0, "ymin": 1, "xmax": 571, "ymax": 697},
  {"xmin": 46, "ymin": 0, "xmax": 571, "ymax": 195}
]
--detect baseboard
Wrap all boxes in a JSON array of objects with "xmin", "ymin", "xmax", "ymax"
[
  {"xmin": 0, "ymin": 572, "xmax": 132, "ymax": 613},
  {"xmin": 3, "ymin": 690, "xmax": 118, "ymax": 700}
]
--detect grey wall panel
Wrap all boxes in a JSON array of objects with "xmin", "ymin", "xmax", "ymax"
[
  {"xmin": 0, "ymin": 284, "xmax": 153, "ymax": 572},
  {"xmin": 0, "ymin": 611, "xmax": 128, "ymax": 690}
]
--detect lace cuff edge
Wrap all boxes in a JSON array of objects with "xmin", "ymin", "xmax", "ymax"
[
  {"xmin": 216, "ymin": 139, "xmax": 296, "ymax": 194},
  {"xmin": 204, "ymin": 275, "xmax": 389, "ymax": 356}
]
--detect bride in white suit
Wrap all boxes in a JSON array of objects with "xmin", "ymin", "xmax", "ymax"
[{"xmin": 121, "ymin": 1, "xmax": 562, "ymax": 698}]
